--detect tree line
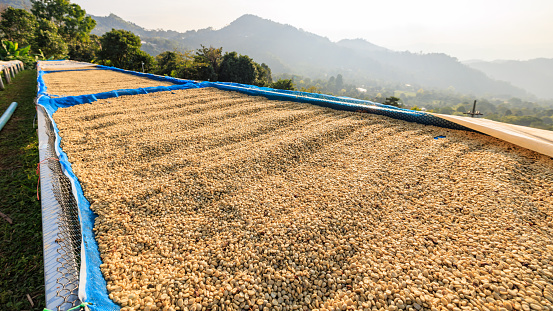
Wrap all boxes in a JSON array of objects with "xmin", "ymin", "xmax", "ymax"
[
  {"xmin": 0, "ymin": 0, "xmax": 293, "ymax": 89},
  {"xmin": 2, "ymin": 1, "xmax": 551, "ymax": 131}
]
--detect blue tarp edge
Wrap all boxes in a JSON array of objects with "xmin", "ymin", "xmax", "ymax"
[{"xmin": 203, "ymin": 82, "xmax": 471, "ymax": 131}]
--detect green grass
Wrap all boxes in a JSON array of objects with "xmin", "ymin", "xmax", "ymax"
[{"xmin": 0, "ymin": 70, "xmax": 45, "ymax": 310}]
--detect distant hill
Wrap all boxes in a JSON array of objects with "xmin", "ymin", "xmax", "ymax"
[
  {"xmin": 0, "ymin": 0, "xmax": 533, "ymax": 98},
  {"xmin": 90, "ymin": 13, "xmax": 190, "ymax": 56},
  {"xmin": 464, "ymin": 59, "xmax": 553, "ymax": 99},
  {"xmin": 94, "ymin": 14, "xmax": 531, "ymax": 98},
  {"xmin": 89, "ymin": 14, "xmax": 529, "ymax": 98},
  {"xmin": 0, "ymin": 0, "xmax": 30, "ymax": 9},
  {"xmin": 336, "ymin": 38, "xmax": 390, "ymax": 53},
  {"xmin": 91, "ymin": 13, "xmax": 147, "ymax": 37}
]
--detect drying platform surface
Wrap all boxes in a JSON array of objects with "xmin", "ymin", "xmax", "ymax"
[
  {"xmin": 42, "ymin": 69, "xmax": 174, "ymax": 97},
  {"xmin": 54, "ymin": 88, "xmax": 553, "ymax": 311},
  {"xmin": 436, "ymin": 114, "xmax": 553, "ymax": 159}
]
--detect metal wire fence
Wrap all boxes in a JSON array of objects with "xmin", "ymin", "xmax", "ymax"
[{"xmin": 43, "ymin": 108, "xmax": 82, "ymax": 310}]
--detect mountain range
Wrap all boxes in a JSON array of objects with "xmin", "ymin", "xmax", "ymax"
[
  {"xmin": 463, "ymin": 59, "xmax": 553, "ymax": 99},
  {"xmin": 0, "ymin": 0, "xmax": 550, "ymax": 99},
  {"xmin": 90, "ymin": 13, "xmax": 548, "ymax": 99}
]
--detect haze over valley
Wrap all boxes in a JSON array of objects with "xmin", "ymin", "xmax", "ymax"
[{"xmin": 89, "ymin": 12, "xmax": 550, "ymax": 100}]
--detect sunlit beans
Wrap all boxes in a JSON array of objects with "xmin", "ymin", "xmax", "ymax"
[{"xmin": 54, "ymin": 88, "xmax": 553, "ymax": 311}]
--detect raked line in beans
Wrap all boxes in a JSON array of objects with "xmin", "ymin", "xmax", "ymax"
[
  {"xmin": 42, "ymin": 69, "xmax": 175, "ymax": 97},
  {"xmin": 53, "ymin": 88, "xmax": 553, "ymax": 311}
]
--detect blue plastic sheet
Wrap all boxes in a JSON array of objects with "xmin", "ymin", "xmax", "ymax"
[{"xmin": 37, "ymin": 63, "xmax": 471, "ymax": 311}]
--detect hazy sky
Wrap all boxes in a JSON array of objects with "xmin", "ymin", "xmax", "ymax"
[{"xmin": 73, "ymin": 0, "xmax": 553, "ymax": 61}]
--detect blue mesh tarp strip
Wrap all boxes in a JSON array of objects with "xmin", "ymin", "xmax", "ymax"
[
  {"xmin": 203, "ymin": 82, "xmax": 472, "ymax": 131},
  {"xmin": 36, "ymin": 63, "xmax": 472, "ymax": 310}
]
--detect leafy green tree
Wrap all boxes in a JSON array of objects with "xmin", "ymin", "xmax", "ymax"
[
  {"xmin": 183, "ymin": 45, "xmax": 222, "ymax": 81},
  {"xmin": 34, "ymin": 19, "xmax": 67, "ymax": 59},
  {"xmin": 155, "ymin": 50, "xmax": 192, "ymax": 76},
  {"xmin": 0, "ymin": 7, "xmax": 37, "ymax": 47},
  {"xmin": 218, "ymin": 52, "xmax": 272, "ymax": 86},
  {"xmin": 195, "ymin": 45, "xmax": 222, "ymax": 74},
  {"xmin": 255, "ymin": 62, "xmax": 272, "ymax": 87},
  {"xmin": 31, "ymin": 0, "xmax": 96, "ymax": 41},
  {"xmin": 384, "ymin": 96, "xmax": 402, "ymax": 107},
  {"xmin": 98, "ymin": 29, "xmax": 155, "ymax": 71},
  {"xmin": 31, "ymin": 0, "xmax": 96, "ymax": 59},
  {"xmin": 67, "ymin": 34, "xmax": 101, "ymax": 62},
  {"xmin": 99, "ymin": 29, "xmax": 141, "ymax": 67},
  {"xmin": 219, "ymin": 52, "xmax": 257, "ymax": 85},
  {"xmin": 271, "ymin": 79, "xmax": 294, "ymax": 90},
  {"xmin": 129, "ymin": 49, "xmax": 156, "ymax": 72}
]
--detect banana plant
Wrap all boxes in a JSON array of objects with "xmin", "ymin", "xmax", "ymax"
[
  {"xmin": 0, "ymin": 40, "xmax": 42, "ymax": 68},
  {"xmin": 0, "ymin": 40, "xmax": 31, "ymax": 58}
]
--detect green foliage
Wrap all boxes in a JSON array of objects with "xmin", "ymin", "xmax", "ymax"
[
  {"xmin": 217, "ymin": 51, "xmax": 272, "ymax": 86},
  {"xmin": 0, "ymin": 40, "xmax": 37, "ymax": 67},
  {"xmin": 129, "ymin": 49, "xmax": 156, "ymax": 72},
  {"xmin": 0, "ymin": 7, "xmax": 37, "ymax": 47},
  {"xmin": 184, "ymin": 62, "xmax": 216, "ymax": 82},
  {"xmin": 169, "ymin": 46, "xmax": 271, "ymax": 85},
  {"xmin": 99, "ymin": 29, "xmax": 140, "ymax": 66},
  {"xmin": 0, "ymin": 70, "xmax": 45, "ymax": 311},
  {"xmin": 154, "ymin": 50, "xmax": 192, "ymax": 76},
  {"xmin": 98, "ymin": 29, "xmax": 155, "ymax": 71},
  {"xmin": 384, "ymin": 96, "xmax": 402, "ymax": 107},
  {"xmin": 219, "ymin": 52, "xmax": 257, "ymax": 85},
  {"xmin": 255, "ymin": 63, "xmax": 272, "ymax": 87},
  {"xmin": 27, "ymin": 0, "xmax": 96, "ymax": 60},
  {"xmin": 31, "ymin": 0, "xmax": 96, "ymax": 42},
  {"xmin": 195, "ymin": 45, "xmax": 222, "ymax": 73},
  {"xmin": 1, "ymin": 40, "xmax": 28, "ymax": 57},
  {"xmin": 185, "ymin": 45, "xmax": 222, "ymax": 81},
  {"xmin": 67, "ymin": 34, "xmax": 101, "ymax": 62},
  {"xmin": 271, "ymin": 79, "xmax": 295, "ymax": 90},
  {"xmin": 33, "ymin": 18, "xmax": 67, "ymax": 59}
]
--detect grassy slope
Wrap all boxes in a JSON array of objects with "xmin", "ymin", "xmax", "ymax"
[{"xmin": 0, "ymin": 70, "xmax": 45, "ymax": 310}]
